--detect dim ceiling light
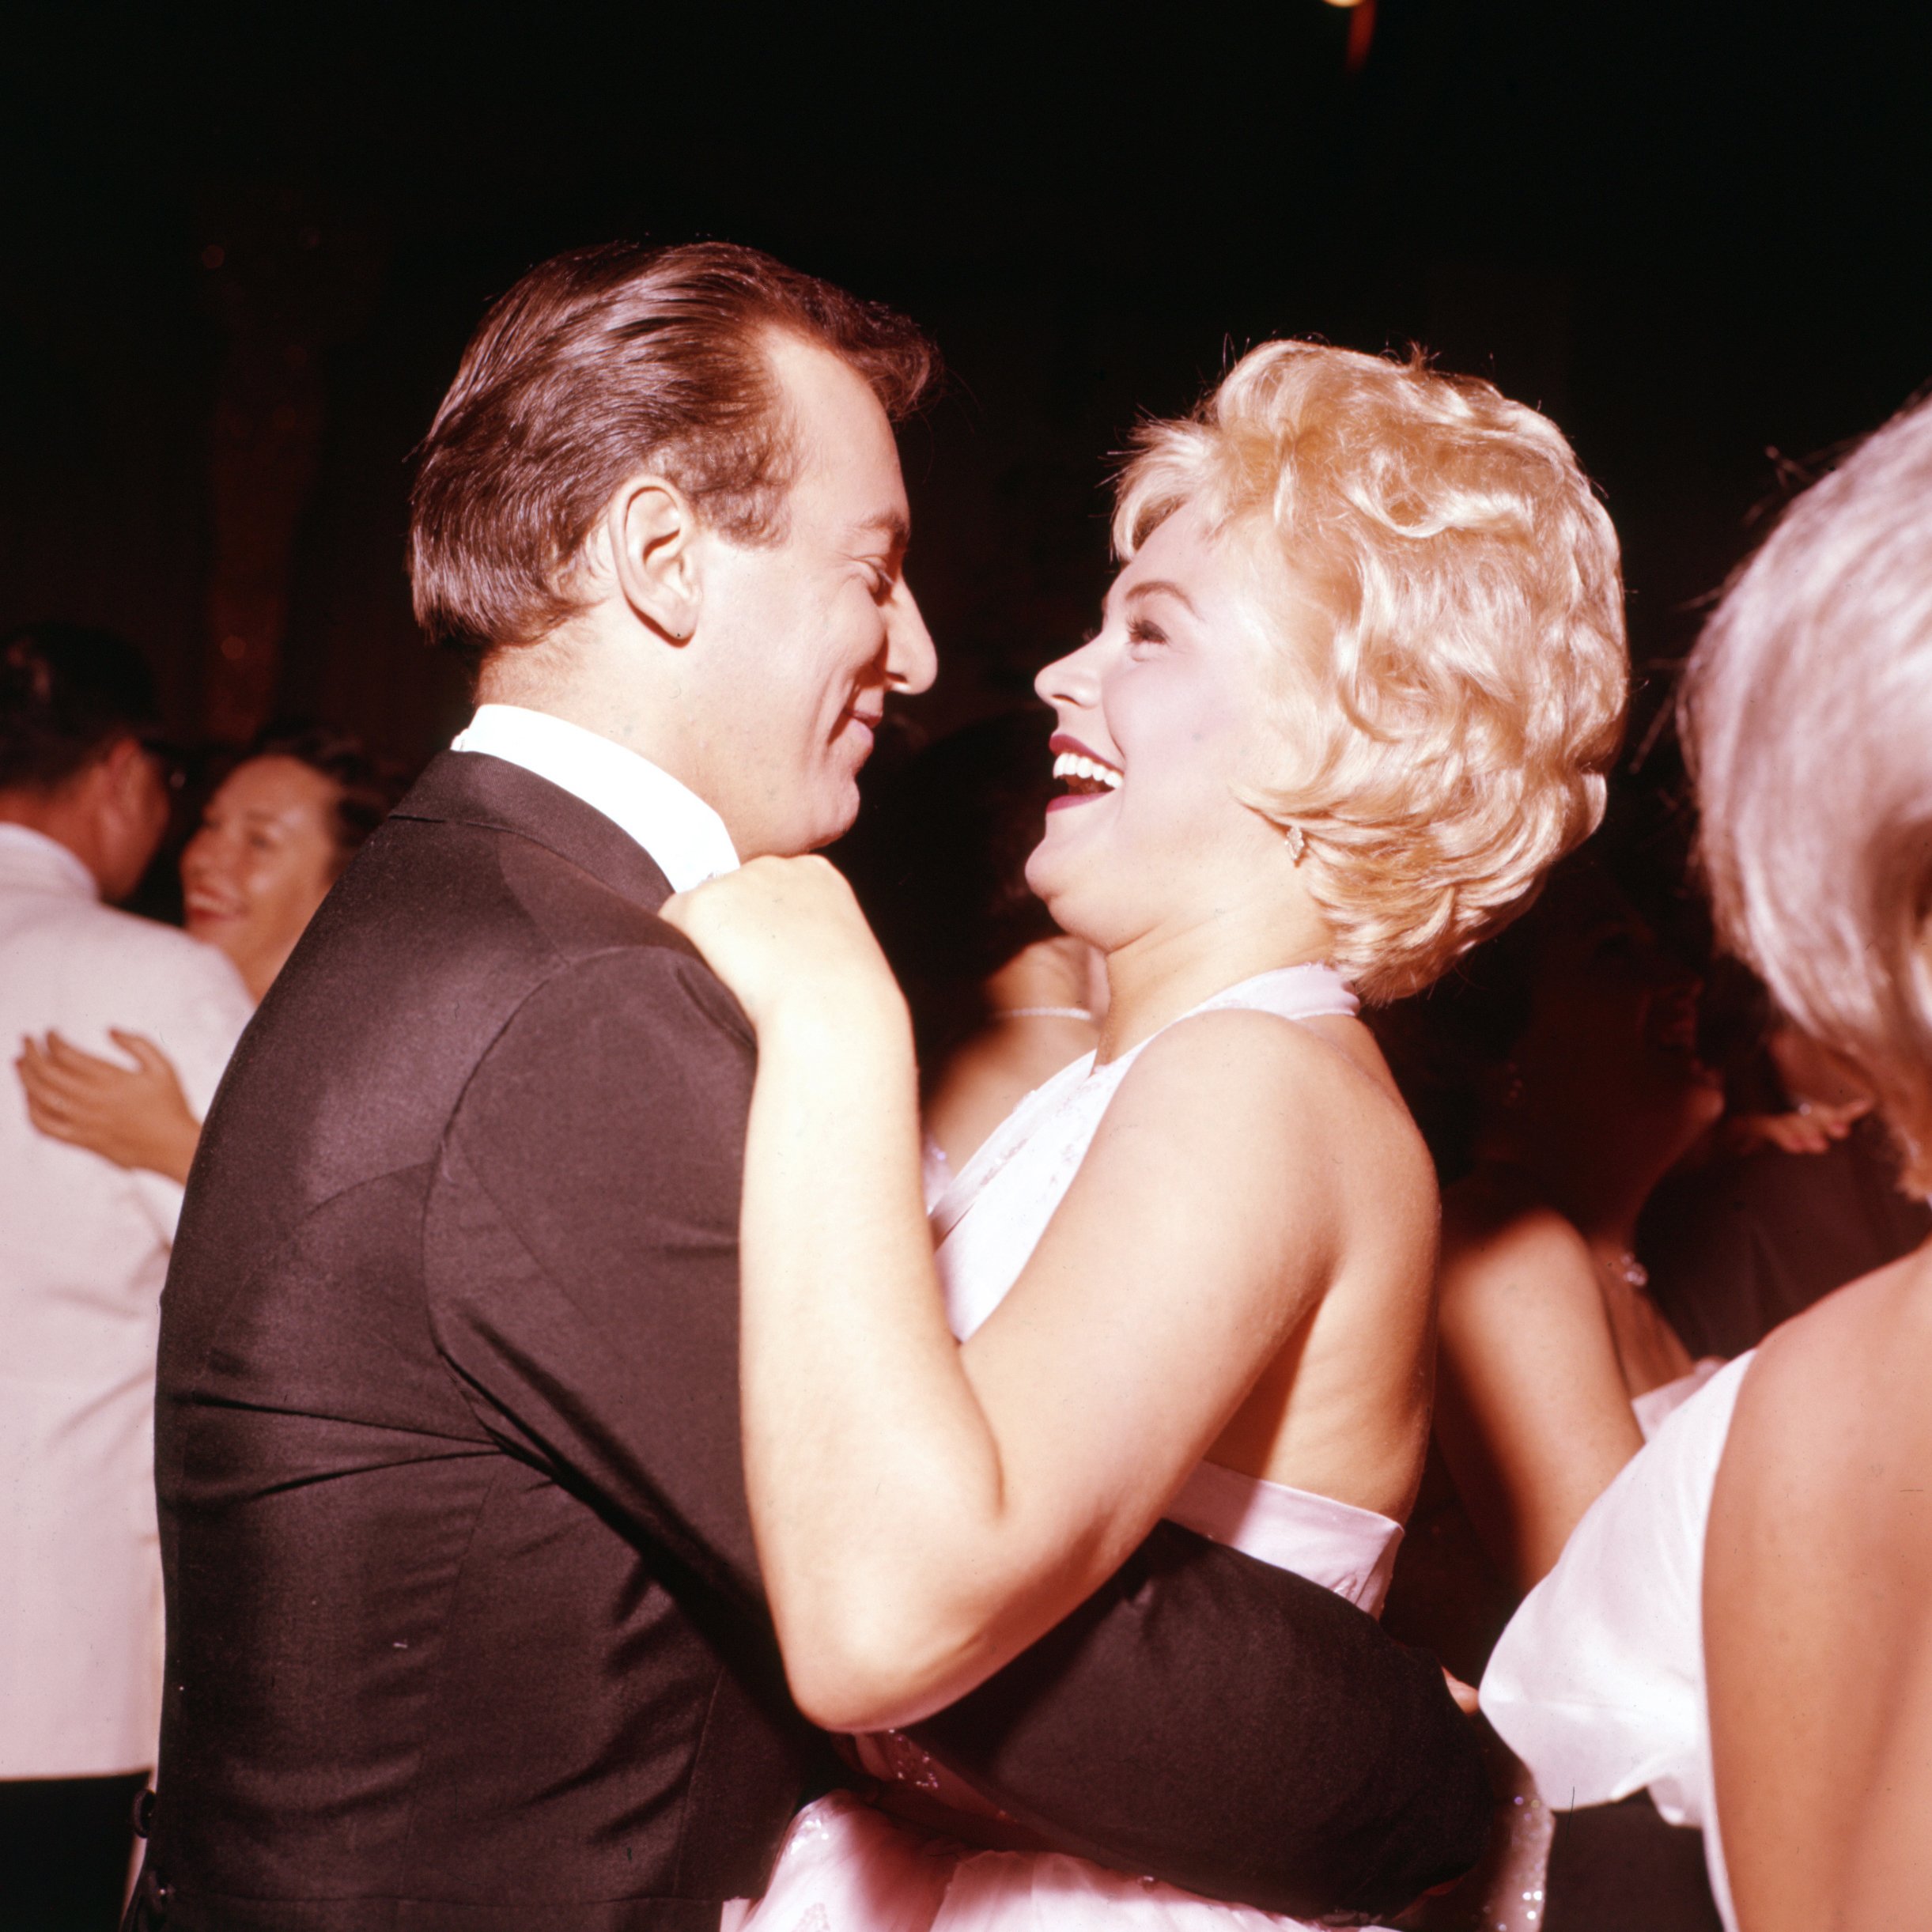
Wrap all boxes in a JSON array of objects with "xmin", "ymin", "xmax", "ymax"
[{"xmin": 1321, "ymin": 0, "xmax": 1366, "ymax": 8}]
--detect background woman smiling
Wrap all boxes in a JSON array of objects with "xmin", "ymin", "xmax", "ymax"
[{"xmin": 17, "ymin": 724, "xmax": 404, "ymax": 1182}]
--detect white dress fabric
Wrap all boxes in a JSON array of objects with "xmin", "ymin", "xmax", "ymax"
[
  {"xmin": 1631, "ymin": 1355, "xmax": 1727, "ymax": 1442},
  {"xmin": 1481, "ymin": 1352, "xmax": 1756, "ymax": 1932},
  {"xmin": 735, "ymin": 964, "xmax": 1410, "ymax": 1932},
  {"xmin": 0, "ymin": 825, "xmax": 255, "ymax": 1776}
]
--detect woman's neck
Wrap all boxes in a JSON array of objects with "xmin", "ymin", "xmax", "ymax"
[{"xmin": 1095, "ymin": 904, "xmax": 1335, "ymax": 1063}]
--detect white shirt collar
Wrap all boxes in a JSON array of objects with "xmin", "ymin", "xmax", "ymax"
[
  {"xmin": 0, "ymin": 822, "xmax": 100, "ymax": 902},
  {"xmin": 449, "ymin": 704, "xmax": 739, "ymax": 894}
]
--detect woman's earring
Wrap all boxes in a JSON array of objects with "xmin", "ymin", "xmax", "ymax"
[
  {"xmin": 1282, "ymin": 822, "xmax": 1306, "ymax": 865},
  {"xmin": 1500, "ymin": 1062, "xmax": 1526, "ymax": 1108}
]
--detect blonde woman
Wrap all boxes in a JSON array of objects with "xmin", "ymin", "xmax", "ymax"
[
  {"xmin": 1484, "ymin": 388, "xmax": 1932, "ymax": 1932},
  {"xmin": 668, "ymin": 339, "xmax": 1628, "ymax": 1932}
]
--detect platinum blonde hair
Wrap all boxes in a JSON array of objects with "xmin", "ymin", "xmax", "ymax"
[
  {"xmin": 1681, "ymin": 392, "xmax": 1932, "ymax": 1193},
  {"xmin": 1114, "ymin": 341, "xmax": 1628, "ymax": 1003}
]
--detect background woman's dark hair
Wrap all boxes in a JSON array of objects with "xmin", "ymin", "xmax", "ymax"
[
  {"xmin": 834, "ymin": 709, "xmax": 1063, "ymax": 1079},
  {"xmin": 1374, "ymin": 845, "xmax": 1745, "ymax": 1182},
  {"xmin": 0, "ymin": 622, "xmax": 163, "ymax": 790},
  {"xmin": 249, "ymin": 720, "xmax": 412, "ymax": 869}
]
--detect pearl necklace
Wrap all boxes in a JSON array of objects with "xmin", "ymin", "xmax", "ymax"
[
  {"xmin": 1596, "ymin": 1246, "xmax": 1650, "ymax": 1290},
  {"xmin": 992, "ymin": 1006, "xmax": 1095, "ymax": 1023}
]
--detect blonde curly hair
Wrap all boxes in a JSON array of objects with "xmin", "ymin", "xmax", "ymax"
[{"xmin": 1114, "ymin": 340, "xmax": 1628, "ymax": 1003}]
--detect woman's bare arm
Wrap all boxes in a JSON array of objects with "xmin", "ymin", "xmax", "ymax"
[
  {"xmin": 1828, "ymin": 1615, "xmax": 1932, "ymax": 1929},
  {"xmin": 668, "ymin": 858, "xmax": 1423, "ymax": 1730},
  {"xmin": 1433, "ymin": 1194, "xmax": 1643, "ymax": 1593}
]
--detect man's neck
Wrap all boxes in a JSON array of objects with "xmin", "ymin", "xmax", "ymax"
[
  {"xmin": 0, "ymin": 788, "xmax": 104, "ymax": 893},
  {"xmin": 474, "ymin": 656, "xmax": 714, "ymax": 811}
]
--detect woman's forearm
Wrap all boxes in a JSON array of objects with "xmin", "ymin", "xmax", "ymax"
[{"xmin": 739, "ymin": 989, "xmax": 1034, "ymax": 1726}]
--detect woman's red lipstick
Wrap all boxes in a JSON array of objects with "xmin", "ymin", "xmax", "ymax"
[{"xmin": 1046, "ymin": 732, "xmax": 1123, "ymax": 811}]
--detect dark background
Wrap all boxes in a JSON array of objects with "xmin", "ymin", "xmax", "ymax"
[{"xmin": 6, "ymin": 0, "xmax": 1930, "ymax": 773}]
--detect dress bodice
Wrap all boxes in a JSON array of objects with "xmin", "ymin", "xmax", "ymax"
[
  {"xmin": 1632, "ymin": 1355, "xmax": 1727, "ymax": 1441},
  {"xmin": 928, "ymin": 963, "xmax": 1404, "ymax": 1616}
]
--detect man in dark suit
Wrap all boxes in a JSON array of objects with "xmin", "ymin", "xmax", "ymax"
[{"xmin": 133, "ymin": 243, "xmax": 1486, "ymax": 1930}]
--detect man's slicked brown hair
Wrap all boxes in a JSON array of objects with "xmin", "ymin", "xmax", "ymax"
[{"xmin": 409, "ymin": 240, "xmax": 938, "ymax": 670}]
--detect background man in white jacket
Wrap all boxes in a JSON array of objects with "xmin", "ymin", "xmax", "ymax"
[{"xmin": 0, "ymin": 625, "xmax": 254, "ymax": 1931}]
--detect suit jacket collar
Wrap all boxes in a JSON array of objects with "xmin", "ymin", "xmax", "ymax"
[{"xmin": 391, "ymin": 752, "xmax": 675, "ymax": 913}]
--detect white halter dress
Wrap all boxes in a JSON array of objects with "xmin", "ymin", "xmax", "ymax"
[{"xmin": 731, "ymin": 964, "xmax": 1409, "ymax": 1932}]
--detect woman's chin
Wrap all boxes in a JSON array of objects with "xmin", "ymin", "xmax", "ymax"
[
  {"xmin": 1023, "ymin": 845, "xmax": 1100, "ymax": 944},
  {"xmin": 1022, "ymin": 850, "xmax": 1067, "ymax": 921}
]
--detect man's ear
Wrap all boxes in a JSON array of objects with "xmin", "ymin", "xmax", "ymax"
[
  {"xmin": 99, "ymin": 735, "xmax": 166, "ymax": 838},
  {"xmin": 80, "ymin": 735, "xmax": 166, "ymax": 902},
  {"xmin": 608, "ymin": 477, "xmax": 702, "ymax": 645}
]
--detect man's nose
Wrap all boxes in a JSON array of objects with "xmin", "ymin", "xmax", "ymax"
[{"xmin": 887, "ymin": 583, "xmax": 938, "ymax": 696}]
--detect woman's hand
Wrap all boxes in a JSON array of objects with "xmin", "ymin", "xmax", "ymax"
[
  {"xmin": 662, "ymin": 856, "xmax": 904, "ymax": 1037},
  {"xmin": 16, "ymin": 1029, "xmax": 203, "ymax": 1185},
  {"xmin": 1719, "ymin": 1096, "xmax": 1870, "ymax": 1158}
]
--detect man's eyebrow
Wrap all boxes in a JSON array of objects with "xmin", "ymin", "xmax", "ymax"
[
  {"xmin": 849, "ymin": 510, "xmax": 910, "ymax": 550},
  {"xmin": 1125, "ymin": 577, "xmax": 1200, "ymax": 615}
]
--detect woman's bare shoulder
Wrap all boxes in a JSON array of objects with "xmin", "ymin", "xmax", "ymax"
[
  {"xmin": 1110, "ymin": 1009, "xmax": 1436, "ymax": 1257},
  {"xmin": 1441, "ymin": 1171, "xmax": 1591, "ymax": 1271},
  {"xmin": 1436, "ymin": 1173, "xmax": 1601, "ymax": 1332},
  {"xmin": 1125, "ymin": 1008, "xmax": 1427, "ymax": 1163},
  {"xmin": 1732, "ymin": 1243, "xmax": 1932, "ymax": 1476}
]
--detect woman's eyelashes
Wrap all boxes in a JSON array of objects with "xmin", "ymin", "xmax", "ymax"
[{"xmin": 1072, "ymin": 612, "xmax": 1166, "ymax": 652}]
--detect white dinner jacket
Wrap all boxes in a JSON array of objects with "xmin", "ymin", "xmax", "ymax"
[{"xmin": 0, "ymin": 824, "xmax": 255, "ymax": 1776}]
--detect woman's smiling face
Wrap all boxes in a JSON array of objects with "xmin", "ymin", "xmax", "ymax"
[
  {"xmin": 1025, "ymin": 505, "xmax": 1321, "ymax": 954},
  {"xmin": 181, "ymin": 754, "xmax": 345, "ymax": 1001}
]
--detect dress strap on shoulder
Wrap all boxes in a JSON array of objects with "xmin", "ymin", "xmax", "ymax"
[{"xmin": 1189, "ymin": 962, "xmax": 1358, "ymax": 1025}]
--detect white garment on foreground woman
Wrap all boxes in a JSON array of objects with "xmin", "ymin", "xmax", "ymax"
[
  {"xmin": 733, "ymin": 964, "xmax": 1408, "ymax": 1932},
  {"xmin": 1481, "ymin": 1351, "xmax": 1756, "ymax": 1932}
]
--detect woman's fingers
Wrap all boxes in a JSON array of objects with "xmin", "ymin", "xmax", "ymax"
[
  {"xmin": 25, "ymin": 1095, "xmax": 81, "ymax": 1140},
  {"xmin": 19, "ymin": 1038, "xmax": 88, "ymax": 1110},
  {"xmin": 109, "ymin": 1029, "xmax": 170, "ymax": 1076},
  {"xmin": 17, "ymin": 1045, "xmax": 80, "ymax": 1140},
  {"xmin": 18, "ymin": 1031, "xmax": 144, "ymax": 1121},
  {"xmin": 42, "ymin": 1030, "xmax": 129, "ymax": 1088}
]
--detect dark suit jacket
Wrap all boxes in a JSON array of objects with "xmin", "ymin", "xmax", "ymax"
[{"xmin": 137, "ymin": 752, "xmax": 1485, "ymax": 1930}]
